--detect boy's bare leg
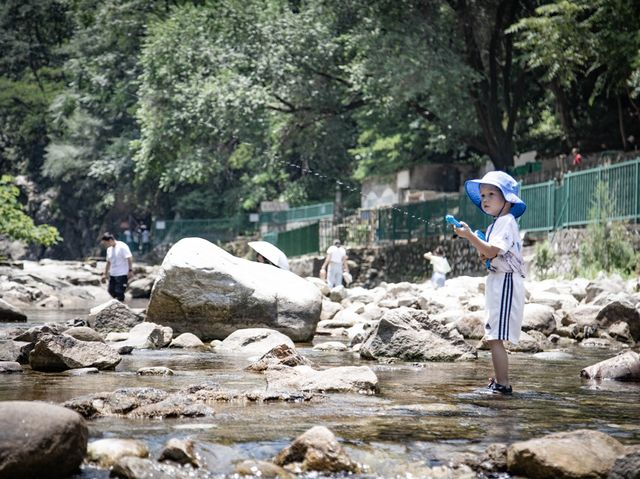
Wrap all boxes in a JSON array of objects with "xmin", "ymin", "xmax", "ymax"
[{"xmin": 488, "ymin": 340, "xmax": 509, "ymax": 386}]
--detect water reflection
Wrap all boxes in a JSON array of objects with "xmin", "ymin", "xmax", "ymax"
[{"xmin": 1, "ymin": 307, "xmax": 639, "ymax": 478}]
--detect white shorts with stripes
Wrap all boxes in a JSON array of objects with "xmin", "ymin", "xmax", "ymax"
[{"xmin": 484, "ymin": 272, "xmax": 525, "ymax": 343}]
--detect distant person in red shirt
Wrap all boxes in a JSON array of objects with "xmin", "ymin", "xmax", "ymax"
[{"xmin": 571, "ymin": 147, "xmax": 582, "ymax": 167}]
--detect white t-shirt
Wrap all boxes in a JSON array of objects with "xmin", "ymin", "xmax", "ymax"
[
  {"xmin": 107, "ymin": 240, "xmax": 132, "ymax": 276},
  {"xmin": 326, "ymin": 245, "xmax": 347, "ymax": 264},
  {"xmin": 429, "ymin": 256, "xmax": 451, "ymax": 274},
  {"xmin": 485, "ymin": 214, "xmax": 525, "ymax": 276}
]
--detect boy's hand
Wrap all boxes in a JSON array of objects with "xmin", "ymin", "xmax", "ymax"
[{"xmin": 453, "ymin": 222, "xmax": 472, "ymax": 239}]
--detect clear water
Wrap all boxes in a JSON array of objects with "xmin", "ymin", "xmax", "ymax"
[{"xmin": 2, "ymin": 308, "xmax": 639, "ymax": 478}]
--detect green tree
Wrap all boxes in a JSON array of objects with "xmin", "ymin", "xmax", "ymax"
[
  {"xmin": 134, "ymin": 1, "xmax": 362, "ymax": 215},
  {"xmin": 0, "ymin": 175, "xmax": 60, "ymax": 247},
  {"xmin": 43, "ymin": 0, "xmax": 178, "ymax": 256},
  {"xmin": 0, "ymin": 0, "xmax": 71, "ymax": 178},
  {"xmin": 509, "ymin": 0, "xmax": 640, "ymax": 149}
]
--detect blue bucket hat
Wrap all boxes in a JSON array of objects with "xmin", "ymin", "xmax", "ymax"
[{"xmin": 464, "ymin": 171, "xmax": 526, "ymax": 218}]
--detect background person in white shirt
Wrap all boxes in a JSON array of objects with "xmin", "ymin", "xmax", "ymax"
[
  {"xmin": 423, "ymin": 246, "xmax": 451, "ymax": 288},
  {"xmin": 320, "ymin": 239, "xmax": 349, "ymax": 288},
  {"xmin": 100, "ymin": 232, "xmax": 133, "ymax": 301}
]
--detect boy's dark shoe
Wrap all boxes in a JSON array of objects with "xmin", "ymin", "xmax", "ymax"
[{"xmin": 487, "ymin": 378, "xmax": 513, "ymax": 395}]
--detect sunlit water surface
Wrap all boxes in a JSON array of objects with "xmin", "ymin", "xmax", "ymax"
[{"xmin": 2, "ymin": 307, "xmax": 639, "ymax": 478}]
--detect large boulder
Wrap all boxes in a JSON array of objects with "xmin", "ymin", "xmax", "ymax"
[
  {"xmin": 0, "ymin": 401, "xmax": 88, "ymax": 479},
  {"xmin": 359, "ymin": 307, "xmax": 477, "ymax": 361},
  {"xmin": 146, "ymin": 238, "xmax": 322, "ymax": 341}
]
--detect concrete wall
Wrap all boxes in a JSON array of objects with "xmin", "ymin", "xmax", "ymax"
[{"xmin": 290, "ymin": 235, "xmax": 486, "ymax": 286}]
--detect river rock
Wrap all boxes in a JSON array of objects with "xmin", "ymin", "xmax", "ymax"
[
  {"xmin": 0, "ymin": 361, "xmax": 22, "ymax": 373},
  {"xmin": 116, "ymin": 322, "xmax": 166, "ymax": 349},
  {"xmin": 0, "ymin": 340, "xmax": 32, "ymax": 364},
  {"xmin": 137, "ymin": 366, "xmax": 174, "ymax": 376},
  {"xmin": 235, "ymin": 460, "xmax": 293, "ymax": 479},
  {"xmin": 86, "ymin": 438, "xmax": 149, "ymax": 468},
  {"xmin": 265, "ymin": 365, "xmax": 378, "ymax": 394},
  {"xmin": 111, "ymin": 457, "xmax": 186, "ymax": 479},
  {"xmin": 63, "ymin": 326, "xmax": 104, "ymax": 342},
  {"xmin": 0, "ymin": 298, "xmax": 26, "ymax": 322},
  {"xmin": 607, "ymin": 321, "xmax": 633, "ymax": 343},
  {"xmin": 127, "ymin": 276, "xmax": 155, "ymax": 298},
  {"xmin": 14, "ymin": 322, "xmax": 66, "ymax": 342},
  {"xmin": 215, "ymin": 328, "xmax": 295, "ymax": 356},
  {"xmin": 320, "ymin": 299, "xmax": 342, "ymax": 320},
  {"xmin": 609, "ymin": 449, "xmax": 640, "ymax": 479},
  {"xmin": 360, "ymin": 307, "xmax": 477, "ymax": 361},
  {"xmin": 246, "ymin": 344, "xmax": 311, "ymax": 372},
  {"xmin": 580, "ymin": 351, "xmax": 640, "ymax": 381},
  {"xmin": 455, "ymin": 312, "xmax": 485, "ymax": 339},
  {"xmin": 29, "ymin": 333, "xmax": 121, "ymax": 371},
  {"xmin": 313, "ymin": 341, "xmax": 348, "ymax": 351},
  {"xmin": 507, "ymin": 429, "xmax": 626, "ymax": 479},
  {"xmin": 88, "ymin": 299, "xmax": 143, "ymax": 333},
  {"xmin": 159, "ymin": 438, "xmax": 199, "ymax": 467},
  {"xmin": 63, "ymin": 384, "xmax": 316, "ymax": 419},
  {"xmin": 0, "ymin": 401, "xmax": 87, "ymax": 479},
  {"xmin": 145, "ymin": 238, "xmax": 322, "ymax": 341},
  {"xmin": 169, "ymin": 332, "xmax": 204, "ymax": 348},
  {"xmin": 274, "ymin": 426, "xmax": 359, "ymax": 473},
  {"xmin": 595, "ymin": 300, "xmax": 640, "ymax": 341},
  {"xmin": 522, "ymin": 304, "xmax": 557, "ymax": 335},
  {"xmin": 585, "ymin": 278, "xmax": 625, "ymax": 303}
]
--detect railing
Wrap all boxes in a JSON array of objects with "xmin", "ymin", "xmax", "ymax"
[
  {"xmin": 152, "ymin": 217, "xmax": 245, "ymax": 246},
  {"xmin": 259, "ymin": 202, "xmax": 334, "ymax": 225},
  {"xmin": 262, "ymin": 222, "xmax": 320, "ymax": 257},
  {"xmin": 374, "ymin": 157, "xmax": 640, "ymax": 242},
  {"xmin": 151, "ymin": 158, "xmax": 640, "ymax": 256}
]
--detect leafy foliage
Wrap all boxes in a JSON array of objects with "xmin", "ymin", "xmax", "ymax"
[
  {"xmin": 0, "ymin": 175, "xmax": 60, "ymax": 247},
  {"xmin": 534, "ymin": 240, "xmax": 556, "ymax": 280},
  {"xmin": 1, "ymin": 0, "xmax": 640, "ymax": 258},
  {"xmin": 578, "ymin": 181, "xmax": 637, "ymax": 277}
]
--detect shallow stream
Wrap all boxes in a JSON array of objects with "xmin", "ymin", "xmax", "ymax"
[{"xmin": 2, "ymin": 307, "xmax": 639, "ymax": 478}]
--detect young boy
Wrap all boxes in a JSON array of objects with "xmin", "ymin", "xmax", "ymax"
[{"xmin": 452, "ymin": 171, "xmax": 526, "ymax": 395}]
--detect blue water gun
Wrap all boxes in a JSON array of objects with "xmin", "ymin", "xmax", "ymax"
[{"xmin": 445, "ymin": 215, "xmax": 490, "ymax": 268}]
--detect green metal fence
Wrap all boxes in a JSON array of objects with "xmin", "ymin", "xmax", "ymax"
[
  {"xmin": 152, "ymin": 217, "xmax": 244, "ymax": 245},
  {"xmin": 263, "ymin": 222, "xmax": 320, "ymax": 257},
  {"xmin": 259, "ymin": 202, "xmax": 334, "ymax": 225},
  {"xmin": 152, "ymin": 158, "xmax": 640, "ymax": 254},
  {"xmin": 376, "ymin": 157, "xmax": 640, "ymax": 241}
]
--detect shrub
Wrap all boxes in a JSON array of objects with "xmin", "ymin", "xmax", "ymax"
[
  {"xmin": 577, "ymin": 181, "xmax": 637, "ymax": 278},
  {"xmin": 534, "ymin": 240, "xmax": 555, "ymax": 279}
]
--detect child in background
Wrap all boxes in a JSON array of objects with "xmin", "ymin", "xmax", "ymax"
[
  {"xmin": 452, "ymin": 171, "xmax": 526, "ymax": 395},
  {"xmin": 423, "ymin": 246, "xmax": 451, "ymax": 288}
]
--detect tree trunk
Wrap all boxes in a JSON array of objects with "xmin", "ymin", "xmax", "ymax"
[
  {"xmin": 550, "ymin": 80, "xmax": 575, "ymax": 146},
  {"xmin": 617, "ymin": 95, "xmax": 627, "ymax": 150},
  {"xmin": 453, "ymin": 0, "xmax": 531, "ymax": 170}
]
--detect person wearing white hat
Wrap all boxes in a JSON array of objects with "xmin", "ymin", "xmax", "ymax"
[
  {"xmin": 320, "ymin": 239, "xmax": 349, "ymax": 288},
  {"xmin": 452, "ymin": 170, "xmax": 526, "ymax": 396}
]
